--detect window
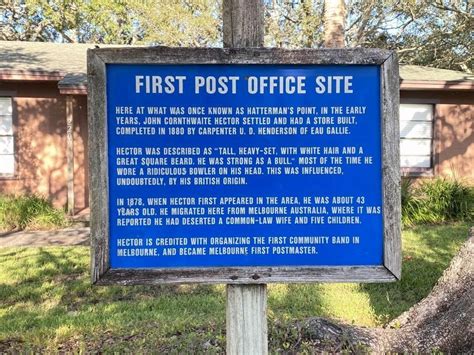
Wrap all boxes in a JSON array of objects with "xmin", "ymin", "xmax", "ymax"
[
  {"xmin": 0, "ymin": 97, "xmax": 14, "ymax": 176},
  {"xmin": 400, "ymin": 104, "xmax": 433, "ymax": 169}
]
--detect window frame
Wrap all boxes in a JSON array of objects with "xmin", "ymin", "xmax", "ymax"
[
  {"xmin": 399, "ymin": 102, "xmax": 435, "ymax": 177},
  {"xmin": 0, "ymin": 96, "xmax": 15, "ymax": 178}
]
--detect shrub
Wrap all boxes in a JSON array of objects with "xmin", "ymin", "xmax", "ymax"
[
  {"xmin": 420, "ymin": 178, "xmax": 474, "ymax": 222},
  {"xmin": 401, "ymin": 178, "xmax": 474, "ymax": 226},
  {"xmin": 0, "ymin": 195, "xmax": 69, "ymax": 231},
  {"xmin": 401, "ymin": 179, "xmax": 423, "ymax": 227}
]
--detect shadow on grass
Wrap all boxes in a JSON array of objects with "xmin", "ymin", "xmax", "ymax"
[
  {"xmin": 0, "ymin": 229, "xmax": 22, "ymax": 238},
  {"xmin": 361, "ymin": 223, "xmax": 470, "ymax": 324},
  {"xmin": 1, "ymin": 224, "xmax": 470, "ymax": 351},
  {"xmin": 268, "ymin": 283, "xmax": 326, "ymax": 320},
  {"xmin": 0, "ymin": 246, "xmax": 225, "ymax": 352}
]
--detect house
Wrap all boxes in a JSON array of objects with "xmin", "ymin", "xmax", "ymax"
[{"xmin": 0, "ymin": 41, "xmax": 472, "ymax": 214}]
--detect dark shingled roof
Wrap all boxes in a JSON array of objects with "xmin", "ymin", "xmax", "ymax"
[
  {"xmin": 400, "ymin": 65, "xmax": 473, "ymax": 82},
  {"xmin": 0, "ymin": 41, "xmax": 122, "ymax": 88},
  {"xmin": 1, "ymin": 40, "xmax": 473, "ymax": 89},
  {"xmin": 0, "ymin": 41, "xmax": 94, "ymax": 75},
  {"xmin": 58, "ymin": 73, "xmax": 88, "ymax": 90}
]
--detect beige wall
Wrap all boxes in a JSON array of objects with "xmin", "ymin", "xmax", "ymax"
[
  {"xmin": 0, "ymin": 81, "xmax": 89, "ymax": 212},
  {"xmin": 435, "ymin": 104, "xmax": 473, "ymax": 181}
]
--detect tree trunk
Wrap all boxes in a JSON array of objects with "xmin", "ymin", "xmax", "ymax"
[
  {"xmin": 301, "ymin": 228, "xmax": 474, "ymax": 352},
  {"xmin": 323, "ymin": 0, "xmax": 346, "ymax": 48}
]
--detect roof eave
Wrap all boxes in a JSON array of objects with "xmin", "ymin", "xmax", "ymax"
[
  {"xmin": 0, "ymin": 69, "xmax": 65, "ymax": 81},
  {"xmin": 59, "ymin": 86, "xmax": 88, "ymax": 95},
  {"xmin": 60, "ymin": 79, "xmax": 474, "ymax": 96},
  {"xmin": 400, "ymin": 79, "xmax": 474, "ymax": 91},
  {"xmin": 2, "ymin": 70, "xmax": 473, "ymax": 94}
]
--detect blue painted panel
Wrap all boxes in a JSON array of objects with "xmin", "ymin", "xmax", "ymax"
[{"xmin": 106, "ymin": 64, "xmax": 383, "ymax": 268}]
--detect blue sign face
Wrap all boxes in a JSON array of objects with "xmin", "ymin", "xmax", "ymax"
[{"xmin": 106, "ymin": 64, "xmax": 383, "ymax": 269}]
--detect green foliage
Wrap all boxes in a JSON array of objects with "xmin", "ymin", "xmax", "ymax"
[
  {"xmin": 0, "ymin": 224, "xmax": 469, "ymax": 352},
  {"xmin": 265, "ymin": 0, "xmax": 324, "ymax": 48},
  {"xmin": 266, "ymin": 0, "xmax": 472, "ymax": 72},
  {"xmin": 133, "ymin": 0, "xmax": 221, "ymax": 47},
  {"xmin": 1, "ymin": 0, "xmax": 471, "ymax": 71},
  {"xmin": 402, "ymin": 178, "xmax": 474, "ymax": 226},
  {"xmin": 0, "ymin": 0, "xmax": 140, "ymax": 44},
  {"xmin": 0, "ymin": 195, "xmax": 69, "ymax": 231},
  {"xmin": 0, "ymin": 0, "xmax": 220, "ymax": 46}
]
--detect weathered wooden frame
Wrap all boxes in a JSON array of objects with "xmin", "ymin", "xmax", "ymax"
[{"xmin": 88, "ymin": 47, "xmax": 401, "ymax": 285}]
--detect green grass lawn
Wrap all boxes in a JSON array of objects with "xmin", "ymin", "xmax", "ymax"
[{"xmin": 0, "ymin": 223, "xmax": 470, "ymax": 352}]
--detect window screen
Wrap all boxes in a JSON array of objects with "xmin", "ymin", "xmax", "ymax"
[
  {"xmin": 0, "ymin": 97, "xmax": 14, "ymax": 176},
  {"xmin": 400, "ymin": 104, "xmax": 433, "ymax": 168}
]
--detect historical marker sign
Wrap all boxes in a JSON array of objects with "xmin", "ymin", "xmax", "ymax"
[{"xmin": 89, "ymin": 48, "xmax": 401, "ymax": 285}]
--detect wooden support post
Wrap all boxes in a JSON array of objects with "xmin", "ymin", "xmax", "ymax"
[
  {"xmin": 66, "ymin": 95, "xmax": 74, "ymax": 215},
  {"xmin": 226, "ymin": 284, "xmax": 268, "ymax": 355},
  {"xmin": 223, "ymin": 0, "xmax": 264, "ymax": 48},
  {"xmin": 223, "ymin": 1, "xmax": 267, "ymax": 354}
]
